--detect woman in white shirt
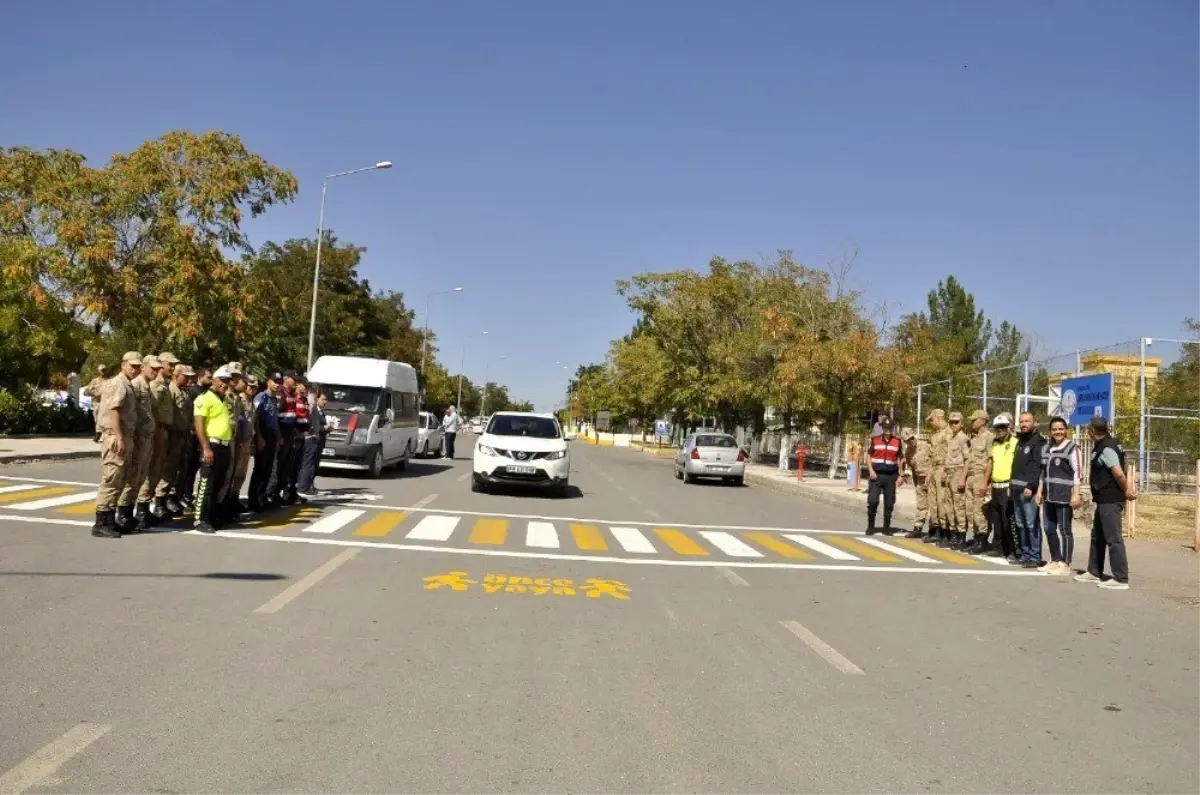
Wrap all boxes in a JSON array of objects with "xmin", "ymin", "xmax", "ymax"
[{"xmin": 1035, "ymin": 416, "xmax": 1082, "ymax": 575}]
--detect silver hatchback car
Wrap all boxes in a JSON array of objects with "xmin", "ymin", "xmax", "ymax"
[{"xmin": 674, "ymin": 432, "xmax": 746, "ymax": 486}]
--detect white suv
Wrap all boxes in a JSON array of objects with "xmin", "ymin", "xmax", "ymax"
[{"xmin": 472, "ymin": 412, "xmax": 570, "ymax": 497}]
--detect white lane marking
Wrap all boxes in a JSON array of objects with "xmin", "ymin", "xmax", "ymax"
[
  {"xmin": 0, "ymin": 484, "xmax": 41, "ymax": 495},
  {"xmin": 780, "ymin": 620, "xmax": 865, "ymax": 675},
  {"xmin": 627, "ymin": 494, "xmax": 642, "ymax": 503},
  {"xmin": 405, "ymin": 514, "xmax": 459, "ymax": 541},
  {"xmin": 614, "ymin": 483, "xmax": 626, "ymax": 492},
  {"xmin": 9, "ymin": 490, "xmax": 98, "ymax": 511},
  {"xmin": 784, "ymin": 534, "xmax": 859, "ymax": 560},
  {"xmin": 302, "ymin": 508, "xmax": 365, "ymax": 534},
  {"xmin": 662, "ymin": 603, "xmax": 678, "ymax": 624},
  {"xmin": 970, "ymin": 553, "xmax": 1015, "ymax": 566},
  {"xmin": 456, "ymin": 472, "xmax": 470, "ymax": 482},
  {"xmin": 187, "ymin": 530, "xmax": 1046, "ymax": 576},
  {"xmin": 857, "ymin": 536, "xmax": 941, "ymax": 564},
  {"xmin": 610, "ymin": 526, "xmax": 656, "ymax": 554},
  {"xmin": 525, "ymin": 521, "xmax": 559, "ymax": 548},
  {"xmin": 0, "ymin": 475, "xmax": 94, "ymax": 487},
  {"xmin": 411, "ymin": 493, "xmax": 438, "ymax": 510},
  {"xmin": 717, "ymin": 566, "xmax": 750, "ymax": 587},
  {"xmin": 253, "ymin": 548, "xmax": 360, "ymax": 614},
  {"xmin": 0, "ymin": 722, "xmax": 113, "ymax": 794},
  {"xmin": 700, "ymin": 531, "xmax": 764, "ymax": 558},
  {"xmin": 0, "ymin": 514, "xmax": 95, "ymax": 528},
  {"xmin": 644, "ymin": 507, "xmax": 661, "ymax": 519}
]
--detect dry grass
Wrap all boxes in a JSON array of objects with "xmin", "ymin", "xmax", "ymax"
[
  {"xmin": 1133, "ymin": 493, "xmax": 1198, "ymax": 543},
  {"xmin": 630, "ymin": 442, "xmax": 678, "ymax": 459}
]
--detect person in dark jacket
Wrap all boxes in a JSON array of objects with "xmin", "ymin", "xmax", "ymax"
[
  {"xmin": 249, "ymin": 372, "xmax": 281, "ymax": 511},
  {"xmin": 297, "ymin": 389, "xmax": 329, "ymax": 496},
  {"xmin": 1075, "ymin": 417, "xmax": 1137, "ymax": 590},
  {"xmin": 1010, "ymin": 411, "xmax": 1047, "ymax": 568}
]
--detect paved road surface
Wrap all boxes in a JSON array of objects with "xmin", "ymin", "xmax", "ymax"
[{"xmin": 1, "ymin": 441, "xmax": 1196, "ymax": 793}]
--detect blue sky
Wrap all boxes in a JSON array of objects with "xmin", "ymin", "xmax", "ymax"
[{"xmin": 3, "ymin": 0, "xmax": 1196, "ymax": 409}]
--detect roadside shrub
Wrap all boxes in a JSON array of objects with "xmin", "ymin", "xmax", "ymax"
[{"xmin": 0, "ymin": 388, "xmax": 94, "ymax": 435}]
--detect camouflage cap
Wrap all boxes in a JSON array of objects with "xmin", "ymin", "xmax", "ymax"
[
  {"xmin": 969, "ymin": 409, "xmax": 989, "ymax": 422},
  {"xmin": 226, "ymin": 361, "xmax": 244, "ymax": 375},
  {"xmin": 158, "ymin": 351, "xmax": 179, "ymax": 365},
  {"xmin": 246, "ymin": 374, "xmax": 259, "ymax": 387},
  {"xmin": 122, "ymin": 351, "xmax": 143, "ymax": 366},
  {"xmin": 142, "ymin": 354, "xmax": 162, "ymax": 368},
  {"xmin": 176, "ymin": 364, "xmax": 196, "ymax": 377},
  {"xmin": 926, "ymin": 408, "xmax": 945, "ymax": 421},
  {"xmin": 948, "ymin": 411, "xmax": 964, "ymax": 422}
]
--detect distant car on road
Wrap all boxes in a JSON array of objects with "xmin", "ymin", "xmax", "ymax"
[
  {"xmin": 472, "ymin": 411, "xmax": 570, "ymax": 497},
  {"xmin": 417, "ymin": 411, "xmax": 445, "ymax": 457},
  {"xmin": 674, "ymin": 432, "xmax": 746, "ymax": 486}
]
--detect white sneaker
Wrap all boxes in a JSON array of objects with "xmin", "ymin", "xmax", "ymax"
[
  {"xmin": 1047, "ymin": 561, "xmax": 1070, "ymax": 575},
  {"xmin": 1098, "ymin": 580, "xmax": 1130, "ymax": 590},
  {"xmin": 1074, "ymin": 571, "xmax": 1101, "ymax": 583}
]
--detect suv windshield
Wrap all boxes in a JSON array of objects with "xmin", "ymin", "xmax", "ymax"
[
  {"xmin": 317, "ymin": 385, "xmax": 382, "ymax": 414},
  {"xmin": 487, "ymin": 415, "xmax": 561, "ymax": 439},
  {"xmin": 696, "ymin": 434, "xmax": 737, "ymax": 448}
]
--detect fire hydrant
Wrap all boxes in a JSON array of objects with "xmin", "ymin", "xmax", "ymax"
[{"xmin": 795, "ymin": 444, "xmax": 808, "ymax": 481}]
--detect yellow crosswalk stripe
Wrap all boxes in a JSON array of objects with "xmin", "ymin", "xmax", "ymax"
[
  {"xmin": 0, "ymin": 486, "xmax": 75, "ymax": 504},
  {"xmin": 655, "ymin": 528, "xmax": 709, "ymax": 556},
  {"xmin": 59, "ymin": 501, "xmax": 99, "ymax": 515},
  {"xmin": 823, "ymin": 535, "xmax": 902, "ymax": 562},
  {"xmin": 468, "ymin": 517, "xmax": 508, "ymax": 545},
  {"xmin": 746, "ymin": 532, "xmax": 814, "ymax": 559},
  {"xmin": 569, "ymin": 523, "xmax": 608, "ymax": 551},
  {"xmin": 894, "ymin": 538, "xmax": 979, "ymax": 565},
  {"xmin": 353, "ymin": 511, "xmax": 408, "ymax": 537}
]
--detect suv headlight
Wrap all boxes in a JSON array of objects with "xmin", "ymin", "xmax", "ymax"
[
  {"xmin": 477, "ymin": 444, "xmax": 498, "ymax": 456},
  {"xmin": 543, "ymin": 450, "xmax": 566, "ymax": 460}
]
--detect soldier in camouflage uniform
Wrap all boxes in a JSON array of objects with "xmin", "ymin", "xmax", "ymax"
[
  {"xmin": 924, "ymin": 408, "xmax": 950, "ymax": 545},
  {"xmin": 86, "ymin": 364, "xmax": 107, "ymax": 442},
  {"xmin": 162, "ymin": 363, "xmax": 192, "ymax": 516},
  {"xmin": 215, "ymin": 363, "xmax": 250, "ymax": 522},
  {"xmin": 943, "ymin": 410, "xmax": 968, "ymax": 548},
  {"xmin": 143, "ymin": 353, "xmax": 176, "ymax": 525},
  {"xmin": 120, "ymin": 354, "xmax": 162, "ymax": 532},
  {"xmin": 964, "ymin": 408, "xmax": 995, "ymax": 552},
  {"xmin": 93, "ymin": 352, "xmax": 140, "ymax": 538},
  {"xmin": 902, "ymin": 427, "xmax": 932, "ymax": 539},
  {"xmin": 223, "ymin": 366, "xmax": 257, "ymax": 519}
]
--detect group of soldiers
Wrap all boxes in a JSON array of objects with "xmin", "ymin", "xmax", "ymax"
[
  {"xmin": 87, "ymin": 351, "xmax": 308, "ymax": 538},
  {"xmin": 902, "ymin": 407, "xmax": 1006, "ymax": 553}
]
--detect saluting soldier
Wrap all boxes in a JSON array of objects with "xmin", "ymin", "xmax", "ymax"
[
  {"xmin": 143, "ymin": 353, "xmax": 176, "ymax": 524},
  {"xmin": 901, "ymin": 427, "xmax": 932, "ymax": 539},
  {"xmin": 163, "ymin": 363, "xmax": 192, "ymax": 516},
  {"xmin": 943, "ymin": 410, "xmax": 968, "ymax": 548},
  {"xmin": 93, "ymin": 352, "xmax": 140, "ymax": 538},
  {"xmin": 219, "ymin": 363, "xmax": 254, "ymax": 520},
  {"xmin": 924, "ymin": 409, "xmax": 950, "ymax": 545},
  {"xmin": 228, "ymin": 373, "xmax": 259, "ymax": 512},
  {"xmin": 964, "ymin": 409, "xmax": 994, "ymax": 552},
  {"xmin": 119, "ymin": 354, "xmax": 162, "ymax": 532}
]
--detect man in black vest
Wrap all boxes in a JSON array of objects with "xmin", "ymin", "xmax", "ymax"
[{"xmin": 1075, "ymin": 416, "xmax": 1137, "ymax": 590}]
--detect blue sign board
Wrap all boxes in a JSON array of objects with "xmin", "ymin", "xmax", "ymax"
[
  {"xmin": 654, "ymin": 419, "xmax": 670, "ymax": 439},
  {"xmin": 1059, "ymin": 373, "xmax": 1114, "ymax": 427}
]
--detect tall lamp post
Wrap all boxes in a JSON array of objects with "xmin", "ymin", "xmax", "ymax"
[
  {"xmin": 480, "ymin": 355, "xmax": 507, "ymax": 418},
  {"xmin": 458, "ymin": 330, "xmax": 488, "ymax": 412},
  {"xmin": 421, "ymin": 287, "xmax": 464, "ymax": 376},
  {"xmin": 306, "ymin": 160, "xmax": 393, "ymax": 372}
]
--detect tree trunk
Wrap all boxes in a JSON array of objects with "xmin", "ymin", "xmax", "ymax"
[
  {"xmin": 778, "ymin": 411, "xmax": 793, "ymax": 471},
  {"xmin": 750, "ymin": 404, "xmax": 766, "ymax": 462},
  {"xmin": 827, "ymin": 401, "xmax": 845, "ymax": 479}
]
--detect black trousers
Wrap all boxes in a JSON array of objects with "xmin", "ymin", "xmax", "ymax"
[
  {"xmin": 276, "ymin": 426, "xmax": 296, "ymax": 498},
  {"xmin": 866, "ymin": 472, "xmax": 897, "ymax": 528},
  {"xmin": 288, "ymin": 427, "xmax": 308, "ymax": 492},
  {"xmin": 444, "ymin": 432, "xmax": 457, "ymax": 458},
  {"xmin": 249, "ymin": 433, "xmax": 277, "ymax": 506},
  {"xmin": 178, "ymin": 433, "xmax": 200, "ymax": 501},
  {"xmin": 989, "ymin": 486, "xmax": 1017, "ymax": 556},
  {"xmin": 195, "ymin": 444, "xmax": 231, "ymax": 527},
  {"xmin": 1088, "ymin": 503, "xmax": 1128, "ymax": 583}
]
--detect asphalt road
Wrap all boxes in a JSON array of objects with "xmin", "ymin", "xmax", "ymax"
[{"xmin": 1, "ymin": 439, "xmax": 1197, "ymax": 794}]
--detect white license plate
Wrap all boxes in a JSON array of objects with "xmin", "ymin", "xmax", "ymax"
[
  {"xmin": 322, "ymin": 447, "xmax": 334, "ymax": 457},
  {"xmin": 706, "ymin": 465, "xmax": 730, "ymax": 472},
  {"xmin": 505, "ymin": 465, "xmax": 537, "ymax": 475}
]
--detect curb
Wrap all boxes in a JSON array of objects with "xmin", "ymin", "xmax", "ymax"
[{"xmin": 0, "ymin": 450, "xmax": 101, "ymax": 466}]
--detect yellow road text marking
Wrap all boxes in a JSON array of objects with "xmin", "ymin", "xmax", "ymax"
[{"xmin": 423, "ymin": 572, "xmax": 631, "ymax": 600}]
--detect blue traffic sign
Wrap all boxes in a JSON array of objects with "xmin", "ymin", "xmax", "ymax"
[
  {"xmin": 1059, "ymin": 373, "xmax": 1114, "ymax": 426},
  {"xmin": 654, "ymin": 419, "xmax": 670, "ymax": 438}
]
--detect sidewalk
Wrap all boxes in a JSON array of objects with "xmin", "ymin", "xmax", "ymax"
[
  {"xmin": 743, "ymin": 462, "xmax": 918, "ymax": 524},
  {"xmin": 0, "ymin": 434, "xmax": 100, "ymax": 465}
]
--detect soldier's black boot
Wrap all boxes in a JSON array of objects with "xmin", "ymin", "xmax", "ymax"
[
  {"xmin": 165, "ymin": 497, "xmax": 183, "ymax": 517},
  {"xmin": 905, "ymin": 523, "xmax": 924, "ymax": 539},
  {"xmin": 132, "ymin": 502, "xmax": 153, "ymax": 532},
  {"xmin": 92, "ymin": 510, "xmax": 120, "ymax": 538},
  {"xmin": 949, "ymin": 531, "xmax": 967, "ymax": 550},
  {"xmin": 113, "ymin": 504, "xmax": 131, "ymax": 532},
  {"xmin": 922, "ymin": 524, "xmax": 940, "ymax": 543}
]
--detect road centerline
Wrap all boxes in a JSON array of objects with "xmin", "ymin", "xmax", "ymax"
[
  {"xmin": 0, "ymin": 722, "xmax": 113, "ymax": 794},
  {"xmin": 779, "ymin": 620, "xmax": 865, "ymax": 675},
  {"xmin": 253, "ymin": 548, "xmax": 360, "ymax": 615}
]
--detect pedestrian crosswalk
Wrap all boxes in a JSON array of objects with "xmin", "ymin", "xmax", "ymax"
[{"xmin": 0, "ymin": 478, "xmax": 1025, "ymax": 572}]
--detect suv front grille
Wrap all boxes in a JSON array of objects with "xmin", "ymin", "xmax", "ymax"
[{"xmin": 493, "ymin": 448, "xmax": 548, "ymax": 461}]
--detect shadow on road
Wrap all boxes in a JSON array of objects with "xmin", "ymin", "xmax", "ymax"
[
  {"xmin": 0, "ymin": 571, "xmax": 288, "ymax": 580},
  {"xmin": 380, "ymin": 462, "xmax": 454, "ymax": 480},
  {"xmin": 480, "ymin": 485, "xmax": 585, "ymax": 500}
]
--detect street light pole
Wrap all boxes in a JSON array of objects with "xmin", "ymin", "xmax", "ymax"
[
  {"xmin": 458, "ymin": 330, "xmax": 488, "ymax": 411},
  {"xmin": 480, "ymin": 355, "xmax": 506, "ymax": 418},
  {"xmin": 421, "ymin": 287, "xmax": 464, "ymax": 376},
  {"xmin": 305, "ymin": 160, "xmax": 392, "ymax": 373}
]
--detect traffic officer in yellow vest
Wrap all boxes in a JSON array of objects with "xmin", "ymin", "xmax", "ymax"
[
  {"xmin": 963, "ymin": 408, "xmax": 994, "ymax": 552},
  {"xmin": 162, "ymin": 363, "xmax": 192, "ymax": 517},
  {"xmin": 119, "ymin": 354, "xmax": 162, "ymax": 532},
  {"xmin": 93, "ymin": 352, "xmax": 140, "ymax": 538},
  {"xmin": 193, "ymin": 366, "xmax": 235, "ymax": 533},
  {"xmin": 901, "ymin": 427, "xmax": 931, "ymax": 539},
  {"xmin": 143, "ymin": 352, "xmax": 176, "ymax": 524},
  {"xmin": 942, "ymin": 410, "xmax": 968, "ymax": 548},
  {"xmin": 924, "ymin": 408, "xmax": 950, "ymax": 545}
]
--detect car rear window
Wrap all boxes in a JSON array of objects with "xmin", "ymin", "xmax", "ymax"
[
  {"xmin": 696, "ymin": 435, "xmax": 737, "ymax": 448},
  {"xmin": 487, "ymin": 415, "xmax": 561, "ymax": 439}
]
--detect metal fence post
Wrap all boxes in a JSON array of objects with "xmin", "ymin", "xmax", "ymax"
[
  {"xmin": 982, "ymin": 370, "xmax": 988, "ymax": 411},
  {"xmin": 1138, "ymin": 337, "xmax": 1148, "ymax": 491},
  {"xmin": 916, "ymin": 384, "xmax": 923, "ymax": 433},
  {"xmin": 1022, "ymin": 361, "xmax": 1030, "ymax": 400}
]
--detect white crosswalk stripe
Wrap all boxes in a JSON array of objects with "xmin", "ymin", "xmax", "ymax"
[
  {"xmin": 302, "ymin": 508, "xmax": 366, "ymax": 534},
  {"xmin": 610, "ymin": 526, "xmax": 657, "ymax": 554},
  {"xmin": 10, "ymin": 491, "xmax": 99, "ymax": 511},
  {"xmin": 856, "ymin": 536, "xmax": 941, "ymax": 564},
  {"xmin": 525, "ymin": 521, "xmax": 559, "ymax": 548},
  {"xmin": 405, "ymin": 514, "xmax": 460, "ymax": 541},
  {"xmin": 0, "ymin": 484, "xmax": 41, "ymax": 495},
  {"xmin": 698, "ymin": 530, "xmax": 764, "ymax": 558},
  {"xmin": 783, "ymin": 533, "xmax": 859, "ymax": 560}
]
